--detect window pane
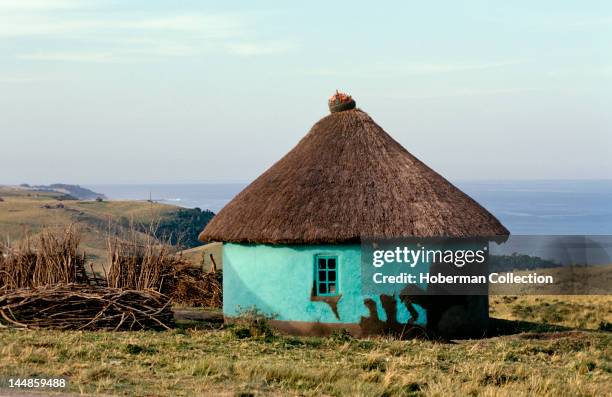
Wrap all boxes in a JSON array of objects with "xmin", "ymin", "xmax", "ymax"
[
  {"xmin": 328, "ymin": 258, "xmax": 336, "ymax": 269},
  {"xmin": 314, "ymin": 256, "xmax": 338, "ymax": 296},
  {"xmin": 318, "ymin": 258, "xmax": 326, "ymax": 269}
]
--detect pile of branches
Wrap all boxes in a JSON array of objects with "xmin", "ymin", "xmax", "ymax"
[
  {"xmin": 107, "ymin": 233, "xmax": 222, "ymax": 308},
  {"xmin": 171, "ymin": 264, "xmax": 222, "ymax": 307},
  {"xmin": 0, "ymin": 283, "xmax": 173, "ymax": 330},
  {"xmin": 1, "ymin": 225, "xmax": 222, "ymax": 333},
  {"xmin": 0, "ymin": 226, "xmax": 89, "ymax": 291},
  {"xmin": 106, "ymin": 234, "xmax": 180, "ymax": 292}
]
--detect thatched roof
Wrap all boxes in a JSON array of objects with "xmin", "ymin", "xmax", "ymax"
[{"xmin": 199, "ymin": 109, "xmax": 509, "ymax": 244}]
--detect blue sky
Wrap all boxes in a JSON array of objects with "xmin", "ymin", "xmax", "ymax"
[{"xmin": 1, "ymin": 0, "xmax": 610, "ymax": 184}]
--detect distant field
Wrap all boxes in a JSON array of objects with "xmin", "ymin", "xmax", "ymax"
[
  {"xmin": 0, "ymin": 295, "xmax": 610, "ymax": 396},
  {"xmin": 491, "ymin": 295, "xmax": 611, "ymax": 331},
  {"xmin": 490, "ymin": 265, "xmax": 612, "ymax": 295},
  {"xmin": 0, "ymin": 186, "xmax": 180, "ymax": 263},
  {"xmin": 180, "ymin": 242, "xmax": 223, "ymax": 271}
]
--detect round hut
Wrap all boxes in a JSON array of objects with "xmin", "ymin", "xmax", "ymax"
[{"xmin": 199, "ymin": 94, "xmax": 509, "ymax": 338}]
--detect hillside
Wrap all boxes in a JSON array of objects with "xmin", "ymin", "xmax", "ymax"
[
  {"xmin": 17, "ymin": 183, "xmax": 106, "ymax": 200},
  {"xmin": 490, "ymin": 264, "xmax": 612, "ymax": 295},
  {"xmin": 180, "ymin": 242, "xmax": 223, "ymax": 270},
  {"xmin": 0, "ymin": 186, "xmax": 211, "ymax": 263}
]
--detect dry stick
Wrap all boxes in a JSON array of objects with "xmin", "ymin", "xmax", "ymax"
[
  {"xmin": 210, "ymin": 254, "xmax": 217, "ymax": 273},
  {"xmin": 79, "ymin": 301, "xmax": 114, "ymax": 329},
  {"xmin": 0, "ymin": 308, "xmax": 27, "ymax": 328},
  {"xmin": 89, "ymin": 263, "xmax": 98, "ymax": 286}
]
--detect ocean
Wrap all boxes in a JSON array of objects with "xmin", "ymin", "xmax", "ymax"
[{"xmin": 86, "ymin": 180, "xmax": 612, "ymax": 235}]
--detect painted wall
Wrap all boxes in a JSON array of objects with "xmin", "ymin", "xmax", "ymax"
[{"xmin": 222, "ymin": 243, "xmax": 426, "ymax": 326}]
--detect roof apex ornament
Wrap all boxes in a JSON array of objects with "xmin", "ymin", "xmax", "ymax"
[{"xmin": 328, "ymin": 90, "xmax": 356, "ymax": 113}]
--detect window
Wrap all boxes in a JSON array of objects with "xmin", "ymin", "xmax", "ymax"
[{"xmin": 314, "ymin": 255, "xmax": 338, "ymax": 296}]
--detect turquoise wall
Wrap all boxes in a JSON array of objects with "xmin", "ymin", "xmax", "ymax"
[{"xmin": 223, "ymin": 243, "xmax": 426, "ymax": 326}]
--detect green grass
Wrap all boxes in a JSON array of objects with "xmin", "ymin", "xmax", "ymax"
[{"xmin": 0, "ymin": 296, "xmax": 610, "ymax": 396}]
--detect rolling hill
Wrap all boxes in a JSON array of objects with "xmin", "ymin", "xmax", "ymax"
[{"xmin": 0, "ymin": 186, "xmax": 212, "ymax": 264}]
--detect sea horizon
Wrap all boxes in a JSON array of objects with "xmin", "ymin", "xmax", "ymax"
[{"xmin": 84, "ymin": 180, "xmax": 612, "ymax": 236}]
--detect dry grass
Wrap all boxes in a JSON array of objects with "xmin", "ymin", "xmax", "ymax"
[
  {"xmin": 0, "ymin": 295, "xmax": 610, "ymax": 396},
  {"xmin": 491, "ymin": 295, "xmax": 612, "ymax": 330},
  {"xmin": 0, "ymin": 225, "xmax": 87, "ymax": 291},
  {"xmin": 106, "ymin": 228, "xmax": 180, "ymax": 292},
  {"xmin": 0, "ymin": 324, "xmax": 609, "ymax": 396},
  {"xmin": 106, "ymin": 227, "xmax": 222, "ymax": 308}
]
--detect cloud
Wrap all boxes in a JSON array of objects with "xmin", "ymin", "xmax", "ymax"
[
  {"xmin": 0, "ymin": 0, "xmax": 84, "ymax": 10},
  {"xmin": 0, "ymin": 12, "xmax": 246, "ymax": 38},
  {"xmin": 399, "ymin": 60, "xmax": 525, "ymax": 74},
  {"xmin": 0, "ymin": 75, "xmax": 51, "ymax": 83},
  {"xmin": 0, "ymin": 4, "xmax": 293, "ymax": 61},
  {"xmin": 299, "ymin": 59, "xmax": 526, "ymax": 77},
  {"xmin": 17, "ymin": 39, "xmax": 206, "ymax": 62},
  {"xmin": 226, "ymin": 40, "xmax": 295, "ymax": 56},
  {"xmin": 17, "ymin": 51, "xmax": 114, "ymax": 62},
  {"xmin": 376, "ymin": 87, "xmax": 539, "ymax": 100},
  {"xmin": 480, "ymin": 12, "xmax": 612, "ymax": 33},
  {"xmin": 121, "ymin": 15, "xmax": 246, "ymax": 38}
]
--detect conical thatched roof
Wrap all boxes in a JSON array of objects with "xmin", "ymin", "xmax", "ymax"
[{"xmin": 199, "ymin": 108, "xmax": 509, "ymax": 244}]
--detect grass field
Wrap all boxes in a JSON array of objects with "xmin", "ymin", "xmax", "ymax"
[
  {"xmin": 1, "ymin": 188, "xmax": 610, "ymax": 396},
  {"xmin": 0, "ymin": 186, "xmax": 180, "ymax": 263},
  {"xmin": 490, "ymin": 295, "xmax": 612, "ymax": 331},
  {"xmin": 180, "ymin": 242, "xmax": 223, "ymax": 271},
  {"xmin": 0, "ymin": 295, "xmax": 610, "ymax": 397}
]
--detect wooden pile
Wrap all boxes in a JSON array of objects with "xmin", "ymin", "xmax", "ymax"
[
  {"xmin": 0, "ymin": 226, "xmax": 222, "ymax": 331},
  {"xmin": 107, "ymin": 235, "xmax": 222, "ymax": 308},
  {"xmin": 171, "ymin": 265, "xmax": 222, "ymax": 307},
  {"xmin": 0, "ymin": 284, "xmax": 173, "ymax": 330}
]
